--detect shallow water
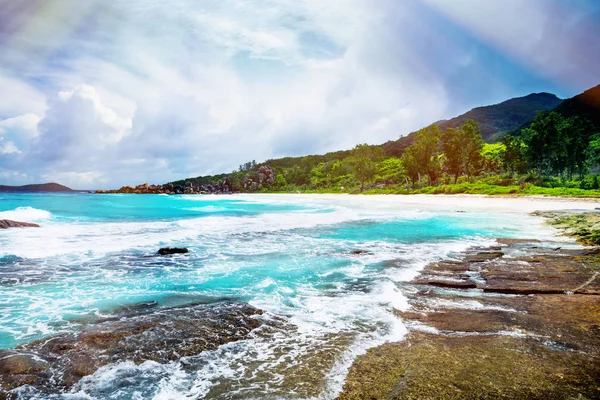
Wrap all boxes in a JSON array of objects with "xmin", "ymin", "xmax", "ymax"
[{"xmin": 0, "ymin": 193, "xmax": 557, "ymax": 399}]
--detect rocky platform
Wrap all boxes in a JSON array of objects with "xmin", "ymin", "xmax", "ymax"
[
  {"xmin": 0, "ymin": 220, "xmax": 39, "ymax": 229},
  {"xmin": 340, "ymin": 235, "xmax": 600, "ymax": 399},
  {"xmin": 0, "ymin": 302, "xmax": 263, "ymax": 399}
]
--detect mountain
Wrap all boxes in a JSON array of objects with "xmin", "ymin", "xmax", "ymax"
[
  {"xmin": 436, "ymin": 92, "xmax": 563, "ymax": 141},
  {"xmin": 381, "ymin": 92, "xmax": 563, "ymax": 157},
  {"xmin": 0, "ymin": 183, "xmax": 73, "ymax": 192},
  {"xmin": 553, "ymin": 84, "xmax": 600, "ymax": 130}
]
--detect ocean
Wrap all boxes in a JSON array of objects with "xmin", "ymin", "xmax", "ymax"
[{"xmin": 0, "ymin": 193, "xmax": 557, "ymax": 399}]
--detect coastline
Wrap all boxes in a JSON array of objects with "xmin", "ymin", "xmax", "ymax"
[
  {"xmin": 1, "ymin": 194, "xmax": 600, "ymax": 398},
  {"xmin": 338, "ymin": 210, "xmax": 600, "ymax": 399}
]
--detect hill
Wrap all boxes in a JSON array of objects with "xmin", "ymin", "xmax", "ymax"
[
  {"xmin": 436, "ymin": 92, "xmax": 563, "ymax": 141},
  {"xmin": 378, "ymin": 92, "xmax": 563, "ymax": 157},
  {"xmin": 553, "ymin": 84, "xmax": 600, "ymax": 130},
  {"xmin": 103, "ymin": 85, "xmax": 600, "ymax": 194},
  {"xmin": 0, "ymin": 183, "xmax": 73, "ymax": 192}
]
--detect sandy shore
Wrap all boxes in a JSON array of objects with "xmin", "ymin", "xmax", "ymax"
[{"xmin": 232, "ymin": 193, "xmax": 600, "ymax": 213}]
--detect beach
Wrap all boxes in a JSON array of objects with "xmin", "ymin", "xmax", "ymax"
[{"xmin": 0, "ymin": 193, "xmax": 599, "ymax": 399}]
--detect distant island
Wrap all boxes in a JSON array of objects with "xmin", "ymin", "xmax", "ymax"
[
  {"xmin": 96, "ymin": 83, "xmax": 600, "ymax": 198},
  {"xmin": 0, "ymin": 183, "xmax": 73, "ymax": 193}
]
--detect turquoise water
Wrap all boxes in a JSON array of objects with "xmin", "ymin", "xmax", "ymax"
[{"xmin": 0, "ymin": 193, "xmax": 552, "ymax": 399}]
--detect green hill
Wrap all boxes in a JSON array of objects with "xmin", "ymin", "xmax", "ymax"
[
  {"xmin": 377, "ymin": 92, "xmax": 562, "ymax": 158},
  {"xmin": 553, "ymin": 84, "xmax": 600, "ymax": 130},
  {"xmin": 0, "ymin": 183, "xmax": 73, "ymax": 192},
  {"xmin": 157, "ymin": 85, "xmax": 597, "ymax": 195},
  {"xmin": 437, "ymin": 93, "xmax": 563, "ymax": 141}
]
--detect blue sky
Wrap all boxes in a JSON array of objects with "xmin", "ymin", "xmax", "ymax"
[{"xmin": 0, "ymin": 0, "xmax": 599, "ymax": 188}]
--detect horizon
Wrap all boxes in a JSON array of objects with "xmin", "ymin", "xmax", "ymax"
[{"xmin": 1, "ymin": 0, "xmax": 599, "ymax": 189}]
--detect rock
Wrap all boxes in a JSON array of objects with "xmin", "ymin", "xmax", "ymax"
[
  {"xmin": 0, "ymin": 302, "xmax": 263, "ymax": 395},
  {"xmin": 157, "ymin": 247, "xmax": 189, "ymax": 255},
  {"xmin": 0, "ymin": 354, "xmax": 46, "ymax": 375},
  {"xmin": 339, "ymin": 332, "xmax": 600, "ymax": 400},
  {"xmin": 465, "ymin": 251, "xmax": 504, "ymax": 263},
  {"xmin": 496, "ymin": 238, "xmax": 541, "ymax": 245},
  {"xmin": 350, "ymin": 250, "xmax": 371, "ymax": 255},
  {"xmin": 0, "ymin": 220, "xmax": 40, "ymax": 229},
  {"xmin": 411, "ymin": 278, "xmax": 478, "ymax": 289},
  {"xmin": 341, "ymin": 239, "xmax": 600, "ymax": 400}
]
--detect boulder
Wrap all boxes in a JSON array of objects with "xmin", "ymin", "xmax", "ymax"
[
  {"xmin": 0, "ymin": 220, "xmax": 40, "ymax": 229},
  {"xmin": 157, "ymin": 247, "xmax": 189, "ymax": 255},
  {"xmin": 0, "ymin": 302, "xmax": 263, "ymax": 394},
  {"xmin": 465, "ymin": 251, "xmax": 504, "ymax": 263}
]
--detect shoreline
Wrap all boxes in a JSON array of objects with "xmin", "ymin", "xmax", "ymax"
[
  {"xmin": 92, "ymin": 190, "xmax": 600, "ymax": 201},
  {"xmin": 338, "ymin": 211, "xmax": 600, "ymax": 399},
  {"xmin": 1, "ymin": 195, "xmax": 600, "ymax": 398}
]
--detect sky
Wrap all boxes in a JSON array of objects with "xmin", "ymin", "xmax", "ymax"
[{"xmin": 0, "ymin": 0, "xmax": 599, "ymax": 189}]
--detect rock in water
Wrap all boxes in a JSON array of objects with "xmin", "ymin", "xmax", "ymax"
[
  {"xmin": 157, "ymin": 247, "xmax": 189, "ymax": 255},
  {"xmin": 0, "ymin": 302, "xmax": 263, "ymax": 395},
  {"xmin": 0, "ymin": 220, "xmax": 40, "ymax": 229}
]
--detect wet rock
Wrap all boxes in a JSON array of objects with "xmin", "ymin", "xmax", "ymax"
[
  {"xmin": 344, "ymin": 236, "xmax": 600, "ymax": 399},
  {"xmin": 340, "ymin": 332, "xmax": 600, "ymax": 400},
  {"xmin": 112, "ymin": 300, "xmax": 159, "ymax": 315},
  {"xmin": 0, "ymin": 220, "xmax": 40, "ymax": 229},
  {"xmin": 496, "ymin": 238, "xmax": 541, "ymax": 245},
  {"xmin": 534, "ymin": 211, "xmax": 600, "ymax": 245},
  {"xmin": 350, "ymin": 250, "xmax": 372, "ymax": 255},
  {"xmin": 157, "ymin": 247, "xmax": 189, "ymax": 255},
  {"xmin": 465, "ymin": 251, "xmax": 504, "ymax": 263},
  {"xmin": 480, "ymin": 253, "xmax": 600, "ymax": 295},
  {"xmin": 0, "ymin": 302, "xmax": 263, "ymax": 396},
  {"xmin": 411, "ymin": 278, "xmax": 477, "ymax": 289},
  {"xmin": 0, "ymin": 354, "xmax": 46, "ymax": 375}
]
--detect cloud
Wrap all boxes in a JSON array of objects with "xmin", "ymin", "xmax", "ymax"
[{"xmin": 0, "ymin": 0, "xmax": 597, "ymax": 188}]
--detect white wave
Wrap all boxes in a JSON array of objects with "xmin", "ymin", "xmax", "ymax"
[
  {"xmin": 0, "ymin": 207, "xmax": 362, "ymax": 259},
  {"xmin": 0, "ymin": 206, "xmax": 52, "ymax": 222}
]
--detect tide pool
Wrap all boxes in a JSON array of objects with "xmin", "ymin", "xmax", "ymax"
[{"xmin": 0, "ymin": 193, "xmax": 556, "ymax": 399}]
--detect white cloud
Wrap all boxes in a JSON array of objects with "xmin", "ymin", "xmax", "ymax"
[
  {"xmin": 0, "ymin": 0, "xmax": 597, "ymax": 188},
  {"xmin": 0, "ymin": 74, "xmax": 46, "ymax": 117},
  {"xmin": 0, "ymin": 141, "xmax": 20, "ymax": 155}
]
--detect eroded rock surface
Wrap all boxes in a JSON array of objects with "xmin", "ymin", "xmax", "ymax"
[
  {"xmin": 340, "ymin": 237, "xmax": 600, "ymax": 399},
  {"xmin": 0, "ymin": 220, "xmax": 40, "ymax": 229},
  {"xmin": 0, "ymin": 302, "xmax": 263, "ymax": 398}
]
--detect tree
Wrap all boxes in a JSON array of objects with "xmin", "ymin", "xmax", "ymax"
[
  {"xmin": 481, "ymin": 143, "xmax": 506, "ymax": 173},
  {"xmin": 274, "ymin": 173, "xmax": 287, "ymax": 189},
  {"xmin": 502, "ymin": 135, "xmax": 527, "ymax": 177},
  {"xmin": 562, "ymin": 116, "xmax": 595, "ymax": 179},
  {"xmin": 441, "ymin": 120, "xmax": 483, "ymax": 182},
  {"xmin": 404, "ymin": 125, "xmax": 441, "ymax": 186},
  {"xmin": 376, "ymin": 157, "xmax": 406, "ymax": 185},
  {"xmin": 522, "ymin": 111, "xmax": 563, "ymax": 177},
  {"xmin": 349, "ymin": 144, "xmax": 380, "ymax": 191},
  {"xmin": 441, "ymin": 127, "xmax": 462, "ymax": 183},
  {"xmin": 401, "ymin": 148, "xmax": 420, "ymax": 188},
  {"xmin": 461, "ymin": 119, "xmax": 484, "ymax": 178}
]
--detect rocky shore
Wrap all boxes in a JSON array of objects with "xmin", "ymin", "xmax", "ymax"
[
  {"xmin": 95, "ymin": 166, "xmax": 275, "ymax": 194},
  {"xmin": 0, "ymin": 302, "xmax": 263, "ymax": 399},
  {"xmin": 0, "ymin": 220, "xmax": 40, "ymax": 229},
  {"xmin": 339, "ymin": 212, "xmax": 600, "ymax": 399}
]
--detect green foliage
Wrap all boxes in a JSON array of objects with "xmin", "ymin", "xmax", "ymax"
[
  {"xmin": 481, "ymin": 143, "xmax": 506, "ymax": 173},
  {"xmin": 502, "ymin": 135, "xmax": 528, "ymax": 176},
  {"xmin": 402, "ymin": 125, "xmax": 441, "ymax": 186},
  {"xmin": 168, "ymin": 102, "xmax": 600, "ymax": 198},
  {"xmin": 348, "ymin": 144, "xmax": 382, "ymax": 191},
  {"xmin": 375, "ymin": 157, "xmax": 406, "ymax": 186}
]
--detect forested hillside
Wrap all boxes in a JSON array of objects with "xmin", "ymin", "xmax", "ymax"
[{"xmin": 105, "ymin": 85, "xmax": 600, "ymax": 196}]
